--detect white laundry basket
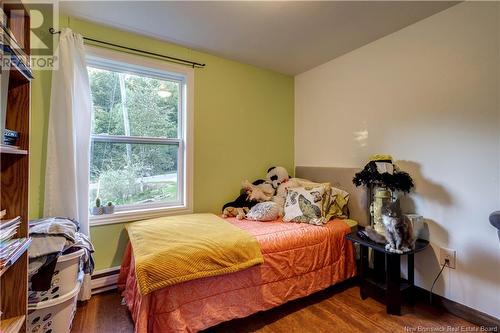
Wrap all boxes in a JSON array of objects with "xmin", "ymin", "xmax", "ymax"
[
  {"xmin": 29, "ymin": 249, "xmax": 85, "ymax": 303},
  {"xmin": 27, "ymin": 282, "xmax": 81, "ymax": 333},
  {"xmin": 27, "ymin": 249, "xmax": 85, "ymax": 333}
]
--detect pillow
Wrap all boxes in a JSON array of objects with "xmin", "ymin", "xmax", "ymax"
[
  {"xmin": 246, "ymin": 202, "xmax": 280, "ymax": 221},
  {"xmin": 283, "ymin": 186, "xmax": 326, "ymax": 225},
  {"xmin": 325, "ymin": 187, "xmax": 350, "ymax": 221},
  {"xmin": 293, "ymin": 179, "xmax": 332, "ymax": 217},
  {"xmin": 273, "ymin": 179, "xmax": 329, "ymax": 217}
]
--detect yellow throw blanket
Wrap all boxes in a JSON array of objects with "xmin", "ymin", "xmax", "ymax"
[{"xmin": 126, "ymin": 213, "xmax": 264, "ymax": 295}]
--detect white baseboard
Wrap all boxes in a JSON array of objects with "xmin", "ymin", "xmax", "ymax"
[
  {"xmin": 93, "ymin": 266, "xmax": 121, "ymax": 276},
  {"xmin": 92, "ymin": 284, "xmax": 118, "ymax": 295},
  {"xmin": 91, "ymin": 266, "xmax": 121, "ymax": 294}
]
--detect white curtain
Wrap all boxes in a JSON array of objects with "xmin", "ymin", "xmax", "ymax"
[{"xmin": 44, "ymin": 28, "xmax": 93, "ymax": 300}]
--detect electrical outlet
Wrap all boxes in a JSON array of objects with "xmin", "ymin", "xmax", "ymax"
[{"xmin": 439, "ymin": 247, "xmax": 456, "ymax": 269}]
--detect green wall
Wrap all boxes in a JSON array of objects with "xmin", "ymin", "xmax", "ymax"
[{"xmin": 29, "ymin": 17, "xmax": 294, "ymax": 271}]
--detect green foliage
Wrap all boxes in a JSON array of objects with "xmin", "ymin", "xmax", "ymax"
[{"xmin": 87, "ymin": 67, "xmax": 180, "ymax": 207}]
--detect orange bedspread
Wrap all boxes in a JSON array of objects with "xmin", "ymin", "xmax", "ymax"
[{"xmin": 118, "ymin": 218, "xmax": 356, "ymax": 333}]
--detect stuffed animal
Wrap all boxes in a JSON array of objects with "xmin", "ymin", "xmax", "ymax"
[
  {"xmin": 222, "ymin": 166, "xmax": 290, "ymax": 220},
  {"xmin": 222, "ymin": 179, "xmax": 272, "ymax": 219},
  {"xmin": 242, "ymin": 180, "xmax": 275, "ymax": 202},
  {"xmin": 266, "ymin": 166, "xmax": 290, "ymax": 190},
  {"xmin": 222, "ymin": 206, "xmax": 249, "ymax": 220},
  {"xmin": 263, "ymin": 166, "xmax": 297, "ymax": 216}
]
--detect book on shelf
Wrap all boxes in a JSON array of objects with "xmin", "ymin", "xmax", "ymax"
[
  {"xmin": 0, "ymin": 143, "xmax": 20, "ymax": 150},
  {"xmin": 3, "ymin": 128, "xmax": 19, "ymax": 146},
  {"xmin": 0, "ymin": 216, "xmax": 21, "ymax": 243},
  {"xmin": 0, "ymin": 237, "xmax": 30, "ymax": 269},
  {"xmin": 0, "ymin": 216, "xmax": 20, "ymax": 228}
]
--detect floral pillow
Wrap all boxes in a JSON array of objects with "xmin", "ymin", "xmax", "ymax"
[
  {"xmin": 293, "ymin": 180, "xmax": 332, "ymax": 217},
  {"xmin": 246, "ymin": 202, "xmax": 280, "ymax": 221},
  {"xmin": 283, "ymin": 186, "xmax": 326, "ymax": 225}
]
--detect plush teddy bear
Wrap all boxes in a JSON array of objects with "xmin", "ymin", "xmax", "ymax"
[{"xmin": 222, "ymin": 206, "xmax": 249, "ymax": 220}]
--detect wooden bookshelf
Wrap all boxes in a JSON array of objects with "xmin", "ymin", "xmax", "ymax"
[
  {"xmin": 8, "ymin": 66, "xmax": 31, "ymax": 89},
  {"xmin": 1, "ymin": 2, "xmax": 32, "ymax": 332},
  {"xmin": 0, "ymin": 315, "xmax": 25, "ymax": 333},
  {"xmin": 0, "ymin": 145, "xmax": 28, "ymax": 155}
]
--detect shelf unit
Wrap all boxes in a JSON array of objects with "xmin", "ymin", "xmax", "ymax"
[
  {"xmin": 0, "ymin": 315, "xmax": 25, "ymax": 333},
  {"xmin": 0, "ymin": 145, "xmax": 28, "ymax": 155},
  {"xmin": 0, "ymin": 239, "xmax": 31, "ymax": 277},
  {"xmin": 1, "ymin": 2, "xmax": 32, "ymax": 332}
]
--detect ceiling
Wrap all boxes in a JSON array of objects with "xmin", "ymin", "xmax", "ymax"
[{"xmin": 60, "ymin": 1, "xmax": 458, "ymax": 75}]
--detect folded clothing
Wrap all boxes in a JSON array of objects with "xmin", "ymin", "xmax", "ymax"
[
  {"xmin": 30, "ymin": 217, "xmax": 78, "ymax": 242},
  {"xmin": 29, "ymin": 235, "xmax": 67, "ymax": 259},
  {"xmin": 28, "ymin": 217, "xmax": 94, "ymax": 291}
]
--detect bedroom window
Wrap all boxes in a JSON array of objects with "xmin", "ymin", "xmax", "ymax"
[{"xmin": 86, "ymin": 47, "xmax": 193, "ymax": 225}]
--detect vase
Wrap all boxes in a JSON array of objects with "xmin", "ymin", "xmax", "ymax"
[
  {"xmin": 103, "ymin": 205, "xmax": 115, "ymax": 214},
  {"xmin": 370, "ymin": 187, "xmax": 392, "ymax": 236},
  {"xmin": 91, "ymin": 206, "xmax": 104, "ymax": 215}
]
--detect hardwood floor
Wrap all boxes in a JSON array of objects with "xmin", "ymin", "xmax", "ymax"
[{"xmin": 72, "ymin": 284, "xmax": 478, "ymax": 333}]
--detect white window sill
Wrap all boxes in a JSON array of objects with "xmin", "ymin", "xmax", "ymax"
[{"xmin": 89, "ymin": 205, "xmax": 193, "ymax": 226}]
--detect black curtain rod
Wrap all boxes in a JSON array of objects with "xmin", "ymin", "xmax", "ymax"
[{"xmin": 48, "ymin": 28, "xmax": 206, "ymax": 68}]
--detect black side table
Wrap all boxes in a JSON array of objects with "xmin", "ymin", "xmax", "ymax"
[{"xmin": 346, "ymin": 227, "xmax": 429, "ymax": 315}]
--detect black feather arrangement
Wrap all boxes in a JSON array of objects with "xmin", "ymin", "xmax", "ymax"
[{"xmin": 353, "ymin": 161, "xmax": 414, "ymax": 193}]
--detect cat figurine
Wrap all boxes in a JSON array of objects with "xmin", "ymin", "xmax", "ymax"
[{"xmin": 364, "ymin": 201, "xmax": 415, "ymax": 254}]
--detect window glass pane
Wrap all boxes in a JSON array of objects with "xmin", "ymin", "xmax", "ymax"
[
  {"xmin": 89, "ymin": 142, "xmax": 179, "ymax": 209},
  {"xmin": 88, "ymin": 66, "xmax": 180, "ymax": 138}
]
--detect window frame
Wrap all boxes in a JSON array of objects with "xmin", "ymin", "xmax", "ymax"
[{"xmin": 86, "ymin": 46, "xmax": 194, "ymax": 226}]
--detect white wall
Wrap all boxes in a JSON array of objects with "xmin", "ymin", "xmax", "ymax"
[{"xmin": 295, "ymin": 2, "xmax": 500, "ymax": 318}]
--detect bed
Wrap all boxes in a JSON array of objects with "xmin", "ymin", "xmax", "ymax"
[{"xmin": 117, "ymin": 167, "xmax": 368, "ymax": 333}]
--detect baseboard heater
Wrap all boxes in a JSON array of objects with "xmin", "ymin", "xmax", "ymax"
[{"xmin": 91, "ymin": 266, "xmax": 121, "ymax": 295}]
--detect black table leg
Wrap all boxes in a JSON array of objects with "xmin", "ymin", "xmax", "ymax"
[
  {"xmin": 386, "ymin": 254, "xmax": 401, "ymax": 315},
  {"xmin": 373, "ymin": 250, "xmax": 386, "ymax": 283},
  {"xmin": 359, "ymin": 245, "xmax": 368, "ymax": 300},
  {"xmin": 407, "ymin": 253, "xmax": 415, "ymax": 305}
]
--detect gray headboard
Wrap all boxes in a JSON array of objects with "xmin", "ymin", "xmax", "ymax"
[{"xmin": 295, "ymin": 166, "xmax": 369, "ymax": 226}]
